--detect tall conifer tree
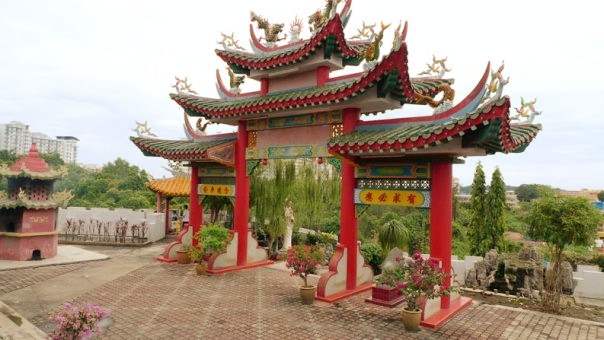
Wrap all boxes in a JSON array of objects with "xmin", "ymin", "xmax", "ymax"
[
  {"xmin": 485, "ymin": 167, "xmax": 506, "ymax": 250},
  {"xmin": 469, "ymin": 162, "xmax": 487, "ymax": 255}
]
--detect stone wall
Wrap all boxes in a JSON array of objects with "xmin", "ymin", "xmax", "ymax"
[{"xmin": 56, "ymin": 207, "xmax": 165, "ymax": 245}]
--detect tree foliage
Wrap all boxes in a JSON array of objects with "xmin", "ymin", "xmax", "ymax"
[
  {"xmin": 377, "ymin": 214, "xmax": 409, "ymax": 256},
  {"xmin": 0, "ymin": 150, "xmax": 18, "ymax": 165},
  {"xmin": 54, "ymin": 158, "xmax": 154, "ymax": 209},
  {"xmin": 291, "ymin": 162, "xmax": 340, "ymax": 232},
  {"xmin": 527, "ymin": 195, "xmax": 602, "ymax": 312},
  {"xmin": 598, "ymin": 191, "xmax": 604, "ymax": 202},
  {"xmin": 515, "ymin": 184, "xmax": 556, "ymax": 202},
  {"xmin": 250, "ymin": 160, "xmax": 296, "ymax": 255},
  {"xmin": 485, "ymin": 167, "xmax": 506, "ymax": 250},
  {"xmin": 468, "ymin": 162, "xmax": 487, "ymax": 255},
  {"xmin": 40, "ymin": 152, "xmax": 65, "ymax": 167}
]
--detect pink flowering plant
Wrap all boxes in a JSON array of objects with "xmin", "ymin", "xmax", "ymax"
[
  {"xmin": 49, "ymin": 302, "xmax": 111, "ymax": 340},
  {"xmin": 376, "ymin": 251, "xmax": 451, "ymax": 311},
  {"xmin": 286, "ymin": 245, "xmax": 324, "ymax": 287}
]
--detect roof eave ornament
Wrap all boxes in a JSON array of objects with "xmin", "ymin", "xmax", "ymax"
[
  {"xmin": 480, "ymin": 62, "xmax": 509, "ymax": 106},
  {"xmin": 309, "ymin": 0, "xmax": 344, "ymax": 33},
  {"xmin": 361, "ymin": 22, "xmax": 391, "ymax": 71},
  {"xmin": 218, "ymin": 32, "xmax": 245, "ymax": 51},
  {"xmin": 512, "ymin": 97, "xmax": 542, "ymax": 124},
  {"xmin": 391, "ymin": 21, "xmax": 408, "ymax": 51},
  {"xmin": 418, "ymin": 54, "xmax": 452, "ymax": 79},
  {"xmin": 250, "ymin": 11, "xmax": 287, "ymax": 46},
  {"xmin": 133, "ymin": 121, "xmax": 157, "ymax": 138}
]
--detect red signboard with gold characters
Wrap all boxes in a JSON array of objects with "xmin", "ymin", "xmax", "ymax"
[
  {"xmin": 354, "ymin": 189, "xmax": 430, "ymax": 208},
  {"xmin": 198, "ymin": 184, "xmax": 235, "ymax": 197}
]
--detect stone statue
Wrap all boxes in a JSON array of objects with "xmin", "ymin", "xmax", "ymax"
[{"xmin": 281, "ymin": 200, "xmax": 295, "ymax": 250}]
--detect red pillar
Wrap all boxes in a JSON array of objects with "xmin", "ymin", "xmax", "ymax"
[
  {"xmin": 164, "ymin": 197, "xmax": 171, "ymax": 235},
  {"xmin": 190, "ymin": 165, "xmax": 201, "ymax": 247},
  {"xmin": 260, "ymin": 78, "xmax": 269, "ymax": 96},
  {"xmin": 341, "ymin": 108, "xmax": 360, "ymax": 290},
  {"xmin": 316, "ymin": 66, "xmax": 329, "ymax": 86},
  {"xmin": 430, "ymin": 162, "xmax": 452, "ymax": 308},
  {"xmin": 155, "ymin": 192, "xmax": 162, "ymax": 213},
  {"xmin": 235, "ymin": 120, "xmax": 249, "ymax": 266}
]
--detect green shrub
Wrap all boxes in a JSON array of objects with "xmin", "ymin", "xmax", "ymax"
[
  {"xmin": 360, "ymin": 242, "xmax": 383, "ymax": 275},
  {"xmin": 498, "ymin": 239, "xmax": 522, "ymax": 254},
  {"xmin": 198, "ymin": 224, "xmax": 230, "ymax": 255}
]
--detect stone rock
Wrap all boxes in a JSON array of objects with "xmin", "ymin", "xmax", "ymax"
[
  {"xmin": 475, "ymin": 260, "xmax": 488, "ymax": 289},
  {"xmin": 381, "ymin": 247, "xmax": 407, "ymax": 271},
  {"xmin": 465, "ymin": 268, "xmax": 477, "ymax": 288},
  {"xmin": 560, "ymin": 261, "xmax": 574, "ymax": 294},
  {"xmin": 518, "ymin": 245, "xmax": 541, "ymax": 262},
  {"xmin": 484, "ymin": 249, "xmax": 499, "ymax": 272}
]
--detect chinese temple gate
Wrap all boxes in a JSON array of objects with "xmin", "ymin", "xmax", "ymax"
[{"xmin": 131, "ymin": 0, "xmax": 541, "ymax": 327}]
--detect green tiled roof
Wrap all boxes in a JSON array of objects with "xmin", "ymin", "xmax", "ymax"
[
  {"xmin": 171, "ymin": 76, "xmax": 449, "ymax": 118},
  {"xmin": 328, "ymin": 97, "xmax": 541, "ymax": 155},
  {"xmin": 130, "ymin": 136, "xmax": 235, "ymax": 161},
  {"xmin": 217, "ymin": 40, "xmax": 370, "ymax": 62}
]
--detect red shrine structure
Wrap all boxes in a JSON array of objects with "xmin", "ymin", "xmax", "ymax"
[
  {"xmin": 131, "ymin": 0, "xmax": 541, "ymax": 327},
  {"xmin": 0, "ymin": 144, "xmax": 71, "ymax": 261}
]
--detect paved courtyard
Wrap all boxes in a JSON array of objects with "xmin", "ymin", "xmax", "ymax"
[{"xmin": 1, "ymin": 247, "xmax": 603, "ymax": 339}]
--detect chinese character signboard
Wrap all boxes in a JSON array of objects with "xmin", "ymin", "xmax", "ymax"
[
  {"xmin": 354, "ymin": 189, "xmax": 430, "ymax": 208},
  {"xmin": 198, "ymin": 184, "xmax": 235, "ymax": 197}
]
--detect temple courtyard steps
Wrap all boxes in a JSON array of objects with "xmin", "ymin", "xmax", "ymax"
[{"xmin": 0, "ymin": 245, "xmax": 603, "ymax": 339}]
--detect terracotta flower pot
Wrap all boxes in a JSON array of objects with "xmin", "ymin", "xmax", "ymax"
[
  {"xmin": 176, "ymin": 250, "xmax": 191, "ymax": 264},
  {"xmin": 195, "ymin": 262, "xmax": 207, "ymax": 275},
  {"xmin": 401, "ymin": 308, "xmax": 421, "ymax": 332},
  {"xmin": 299, "ymin": 286, "xmax": 316, "ymax": 305}
]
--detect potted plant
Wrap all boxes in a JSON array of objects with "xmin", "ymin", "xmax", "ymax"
[
  {"xmin": 176, "ymin": 245, "xmax": 191, "ymax": 264},
  {"xmin": 196, "ymin": 224, "xmax": 231, "ymax": 273},
  {"xmin": 371, "ymin": 267, "xmax": 405, "ymax": 306},
  {"xmin": 381, "ymin": 251, "xmax": 451, "ymax": 331},
  {"xmin": 286, "ymin": 245, "xmax": 324, "ymax": 304}
]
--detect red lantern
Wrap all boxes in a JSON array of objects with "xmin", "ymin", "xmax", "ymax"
[
  {"xmin": 317, "ymin": 157, "xmax": 324, "ymax": 164},
  {"xmin": 261, "ymin": 158, "xmax": 268, "ymax": 165}
]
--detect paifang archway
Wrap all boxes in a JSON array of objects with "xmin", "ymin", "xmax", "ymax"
[{"xmin": 131, "ymin": 0, "xmax": 541, "ymax": 328}]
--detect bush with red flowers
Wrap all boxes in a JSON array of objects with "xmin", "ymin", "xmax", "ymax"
[
  {"xmin": 376, "ymin": 251, "xmax": 451, "ymax": 311},
  {"xmin": 286, "ymin": 245, "xmax": 324, "ymax": 287}
]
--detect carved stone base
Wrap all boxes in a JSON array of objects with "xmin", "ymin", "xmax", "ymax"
[
  {"xmin": 316, "ymin": 242, "xmax": 373, "ymax": 302},
  {"xmin": 207, "ymin": 231, "xmax": 272, "ymax": 274},
  {"xmin": 156, "ymin": 225, "xmax": 192, "ymax": 263}
]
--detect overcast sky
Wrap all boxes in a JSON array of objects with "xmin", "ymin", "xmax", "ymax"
[{"xmin": 1, "ymin": 0, "xmax": 602, "ymax": 190}]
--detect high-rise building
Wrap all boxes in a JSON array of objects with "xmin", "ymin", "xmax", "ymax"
[{"xmin": 0, "ymin": 121, "xmax": 79, "ymax": 163}]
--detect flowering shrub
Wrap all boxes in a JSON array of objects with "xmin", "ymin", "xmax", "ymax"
[
  {"xmin": 376, "ymin": 251, "xmax": 451, "ymax": 311},
  {"xmin": 286, "ymin": 245, "xmax": 324, "ymax": 287},
  {"xmin": 49, "ymin": 303, "xmax": 111, "ymax": 340}
]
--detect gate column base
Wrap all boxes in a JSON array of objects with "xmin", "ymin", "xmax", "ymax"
[{"xmin": 316, "ymin": 243, "xmax": 373, "ymax": 302}]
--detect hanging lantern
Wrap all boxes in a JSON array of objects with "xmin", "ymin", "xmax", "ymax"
[
  {"xmin": 261, "ymin": 158, "xmax": 268, "ymax": 165},
  {"xmin": 317, "ymin": 157, "xmax": 324, "ymax": 164}
]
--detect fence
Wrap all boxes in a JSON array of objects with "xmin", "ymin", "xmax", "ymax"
[{"xmin": 57, "ymin": 207, "xmax": 165, "ymax": 246}]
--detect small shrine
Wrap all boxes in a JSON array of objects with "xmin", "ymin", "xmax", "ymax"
[
  {"xmin": 0, "ymin": 144, "xmax": 72, "ymax": 261},
  {"xmin": 131, "ymin": 0, "xmax": 541, "ymax": 328}
]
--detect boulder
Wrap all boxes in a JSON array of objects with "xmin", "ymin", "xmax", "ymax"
[
  {"xmin": 518, "ymin": 245, "xmax": 541, "ymax": 262},
  {"xmin": 475, "ymin": 260, "xmax": 488, "ymax": 289},
  {"xmin": 465, "ymin": 268, "xmax": 478, "ymax": 288},
  {"xmin": 381, "ymin": 247, "xmax": 407, "ymax": 271},
  {"xmin": 484, "ymin": 249, "xmax": 499, "ymax": 272}
]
